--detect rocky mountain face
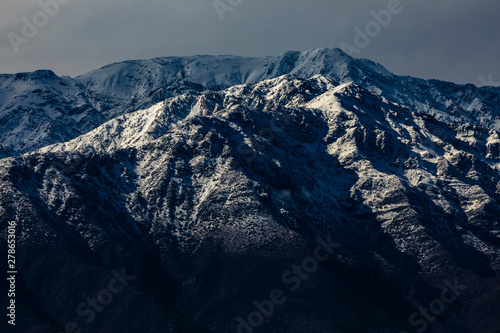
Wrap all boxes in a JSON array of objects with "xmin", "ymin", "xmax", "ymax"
[{"xmin": 1, "ymin": 48, "xmax": 500, "ymax": 333}]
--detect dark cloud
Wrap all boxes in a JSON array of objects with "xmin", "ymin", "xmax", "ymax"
[{"xmin": 1, "ymin": 0, "xmax": 498, "ymax": 86}]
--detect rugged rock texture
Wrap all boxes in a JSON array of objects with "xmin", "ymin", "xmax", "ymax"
[{"xmin": 1, "ymin": 48, "xmax": 499, "ymax": 332}]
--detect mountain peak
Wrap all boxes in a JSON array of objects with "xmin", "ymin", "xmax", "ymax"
[{"xmin": 14, "ymin": 69, "xmax": 59, "ymax": 81}]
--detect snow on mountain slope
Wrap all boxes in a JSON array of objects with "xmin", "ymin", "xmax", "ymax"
[
  {"xmin": 37, "ymin": 75, "xmax": 334, "ymax": 155},
  {"xmin": 39, "ymin": 94, "xmax": 199, "ymax": 154},
  {"xmin": 1, "ymin": 48, "xmax": 499, "ymax": 157},
  {"xmin": 0, "ymin": 70, "xmax": 102, "ymax": 154},
  {"xmin": 75, "ymin": 47, "xmax": 500, "ymax": 128},
  {"xmin": 31, "ymin": 74, "xmax": 500, "ymax": 268}
]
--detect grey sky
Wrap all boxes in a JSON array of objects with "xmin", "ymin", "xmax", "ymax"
[{"xmin": 0, "ymin": 0, "xmax": 498, "ymax": 86}]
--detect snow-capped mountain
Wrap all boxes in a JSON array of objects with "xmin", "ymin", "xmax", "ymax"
[
  {"xmin": 1, "ymin": 48, "xmax": 499, "ymax": 332},
  {"xmin": 1, "ymin": 48, "xmax": 499, "ymax": 155},
  {"xmin": 0, "ymin": 70, "xmax": 102, "ymax": 154}
]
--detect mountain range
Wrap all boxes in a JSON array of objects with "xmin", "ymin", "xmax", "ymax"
[{"xmin": 1, "ymin": 48, "xmax": 499, "ymax": 332}]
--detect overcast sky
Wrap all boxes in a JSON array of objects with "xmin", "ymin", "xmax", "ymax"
[{"xmin": 0, "ymin": 0, "xmax": 498, "ymax": 86}]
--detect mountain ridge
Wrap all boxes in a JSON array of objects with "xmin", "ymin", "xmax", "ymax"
[{"xmin": 1, "ymin": 47, "xmax": 499, "ymax": 156}]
